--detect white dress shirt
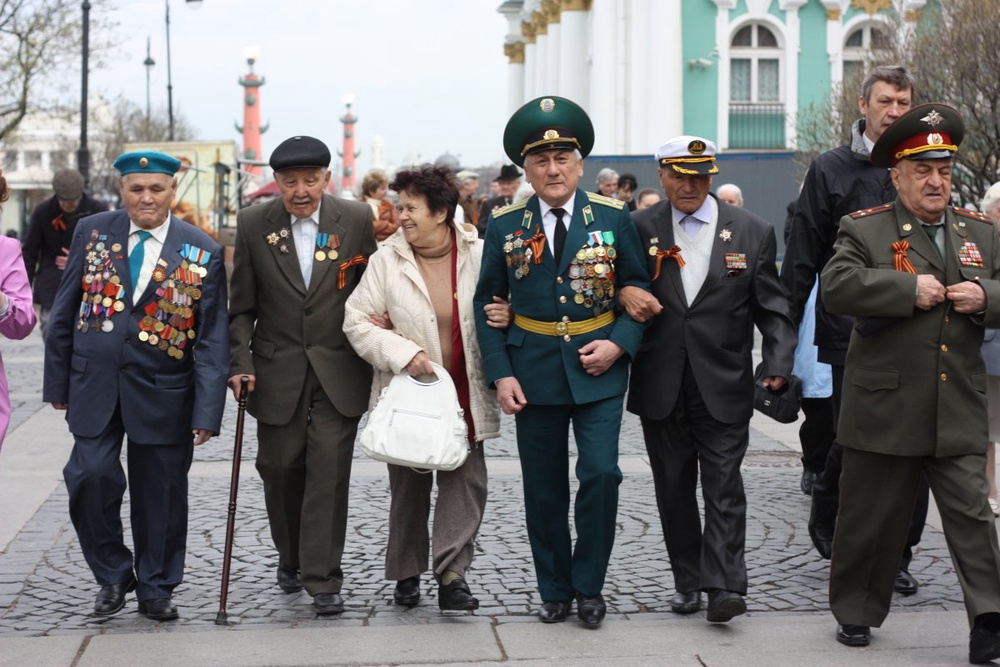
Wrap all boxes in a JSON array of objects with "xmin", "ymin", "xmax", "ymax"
[{"xmin": 291, "ymin": 202, "xmax": 321, "ymax": 287}]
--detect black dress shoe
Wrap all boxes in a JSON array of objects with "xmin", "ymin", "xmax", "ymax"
[
  {"xmin": 93, "ymin": 574, "xmax": 137, "ymax": 616},
  {"xmin": 276, "ymin": 564, "xmax": 302, "ymax": 594},
  {"xmin": 393, "ymin": 576, "xmax": 420, "ymax": 606},
  {"xmin": 800, "ymin": 470, "xmax": 819, "ymax": 496},
  {"xmin": 809, "ymin": 524, "xmax": 834, "ymax": 560},
  {"xmin": 438, "ymin": 578, "xmax": 479, "ymax": 611},
  {"xmin": 893, "ymin": 568, "xmax": 919, "ymax": 596},
  {"xmin": 538, "ymin": 600, "xmax": 572, "ymax": 623},
  {"xmin": 138, "ymin": 598, "xmax": 178, "ymax": 621},
  {"xmin": 836, "ymin": 624, "xmax": 870, "ymax": 647},
  {"xmin": 706, "ymin": 589, "xmax": 746, "ymax": 623},
  {"xmin": 669, "ymin": 590, "xmax": 701, "ymax": 614},
  {"xmin": 576, "ymin": 593, "xmax": 606, "ymax": 628},
  {"xmin": 970, "ymin": 626, "xmax": 1000, "ymax": 663},
  {"xmin": 313, "ymin": 593, "xmax": 345, "ymax": 615}
]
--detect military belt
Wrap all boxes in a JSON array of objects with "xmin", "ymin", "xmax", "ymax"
[{"xmin": 513, "ymin": 311, "xmax": 615, "ymax": 338}]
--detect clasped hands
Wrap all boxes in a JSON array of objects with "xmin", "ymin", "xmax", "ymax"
[{"xmin": 916, "ymin": 275, "xmax": 985, "ymax": 313}]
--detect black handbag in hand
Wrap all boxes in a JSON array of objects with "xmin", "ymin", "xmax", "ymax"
[{"xmin": 752, "ymin": 363, "xmax": 802, "ymax": 424}]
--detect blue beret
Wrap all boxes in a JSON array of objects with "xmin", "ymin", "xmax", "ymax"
[
  {"xmin": 113, "ymin": 151, "xmax": 182, "ymax": 176},
  {"xmin": 269, "ymin": 135, "xmax": 331, "ymax": 172}
]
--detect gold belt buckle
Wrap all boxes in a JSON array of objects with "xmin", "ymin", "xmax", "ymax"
[{"xmin": 554, "ymin": 321, "xmax": 569, "ymax": 336}]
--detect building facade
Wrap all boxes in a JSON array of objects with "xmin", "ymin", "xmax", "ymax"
[{"xmin": 499, "ymin": 0, "xmax": 930, "ymax": 155}]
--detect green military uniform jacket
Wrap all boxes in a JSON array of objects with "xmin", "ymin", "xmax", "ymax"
[
  {"xmin": 821, "ymin": 200, "xmax": 1000, "ymax": 457},
  {"xmin": 474, "ymin": 189, "xmax": 650, "ymax": 404}
]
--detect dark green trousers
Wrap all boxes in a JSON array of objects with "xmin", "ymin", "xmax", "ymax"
[{"xmin": 514, "ymin": 396, "xmax": 624, "ymax": 601}]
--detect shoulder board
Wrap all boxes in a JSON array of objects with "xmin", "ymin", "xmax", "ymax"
[
  {"xmin": 492, "ymin": 199, "xmax": 527, "ymax": 219},
  {"xmin": 586, "ymin": 191, "xmax": 626, "ymax": 210},
  {"xmin": 848, "ymin": 203, "xmax": 893, "ymax": 219},
  {"xmin": 952, "ymin": 206, "xmax": 991, "ymax": 223}
]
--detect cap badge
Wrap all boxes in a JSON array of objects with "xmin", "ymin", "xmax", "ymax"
[
  {"xmin": 139, "ymin": 157, "xmax": 149, "ymax": 168},
  {"xmin": 927, "ymin": 133, "xmax": 943, "ymax": 145},
  {"xmin": 688, "ymin": 140, "xmax": 706, "ymax": 155},
  {"xmin": 540, "ymin": 98, "xmax": 556, "ymax": 113},
  {"xmin": 543, "ymin": 129, "xmax": 560, "ymax": 140},
  {"xmin": 921, "ymin": 110, "xmax": 944, "ymax": 127}
]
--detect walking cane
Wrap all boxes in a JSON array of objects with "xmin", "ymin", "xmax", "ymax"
[{"xmin": 216, "ymin": 375, "xmax": 249, "ymax": 625}]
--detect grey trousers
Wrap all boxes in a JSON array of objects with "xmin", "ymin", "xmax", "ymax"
[{"xmin": 384, "ymin": 445, "xmax": 488, "ymax": 582}]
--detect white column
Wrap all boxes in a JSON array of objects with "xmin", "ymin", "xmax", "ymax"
[
  {"xmin": 505, "ymin": 41, "xmax": 526, "ymax": 115},
  {"xmin": 524, "ymin": 41, "xmax": 537, "ymax": 100},
  {"xmin": 641, "ymin": 0, "xmax": 683, "ymax": 150},
  {"xmin": 820, "ymin": 1, "xmax": 843, "ymax": 86},
  {"xmin": 534, "ymin": 23, "xmax": 548, "ymax": 94},
  {"xmin": 588, "ymin": 0, "xmax": 617, "ymax": 155},
  {"xmin": 547, "ymin": 21, "xmax": 561, "ymax": 93},
  {"xmin": 559, "ymin": 2, "xmax": 589, "ymax": 106},
  {"xmin": 779, "ymin": 0, "xmax": 807, "ymax": 150}
]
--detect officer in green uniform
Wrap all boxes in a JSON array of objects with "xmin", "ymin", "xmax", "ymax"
[
  {"xmin": 822, "ymin": 103, "xmax": 1000, "ymax": 663},
  {"xmin": 474, "ymin": 96, "xmax": 650, "ymax": 628}
]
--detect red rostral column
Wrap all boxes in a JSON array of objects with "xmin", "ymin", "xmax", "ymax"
[
  {"xmin": 338, "ymin": 93, "xmax": 360, "ymax": 194},
  {"xmin": 236, "ymin": 46, "xmax": 268, "ymax": 176}
]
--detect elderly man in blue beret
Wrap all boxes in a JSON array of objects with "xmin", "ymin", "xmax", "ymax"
[
  {"xmin": 43, "ymin": 150, "xmax": 230, "ymax": 621},
  {"xmin": 228, "ymin": 135, "xmax": 377, "ymax": 615}
]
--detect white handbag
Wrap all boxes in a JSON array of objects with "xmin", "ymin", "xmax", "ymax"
[{"xmin": 360, "ymin": 361, "xmax": 470, "ymax": 471}]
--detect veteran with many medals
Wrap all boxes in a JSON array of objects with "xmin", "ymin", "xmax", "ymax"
[
  {"xmin": 474, "ymin": 96, "xmax": 650, "ymax": 629},
  {"xmin": 821, "ymin": 104, "xmax": 1000, "ymax": 663},
  {"xmin": 43, "ymin": 151, "xmax": 229, "ymax": 621}
]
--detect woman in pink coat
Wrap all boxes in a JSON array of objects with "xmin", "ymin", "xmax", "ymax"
[{"xmin": 0, "ymin": 169, "xmax": 38, "ymax": 449}]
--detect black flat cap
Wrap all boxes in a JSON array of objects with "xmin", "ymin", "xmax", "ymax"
[{"xmin": 269, "ymin": 135, "xmax": 331, "ymax": 172}]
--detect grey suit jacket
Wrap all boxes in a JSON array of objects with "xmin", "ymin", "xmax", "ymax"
[
  {"xmin": 627, "ymin": 195, "xmax": 796, "ymax": 424},
  {"xmin": 228, "ymin": 194, "xmax": 377, "ymax": 425}
]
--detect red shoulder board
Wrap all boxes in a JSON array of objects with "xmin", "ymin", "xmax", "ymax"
[
  {"xmin": 952, "ymin": 206, "xmax": 991, "ymax": 223},
  {"xmin": 849, "ymin": 203, "xmax": 893, "ymax": 219}
]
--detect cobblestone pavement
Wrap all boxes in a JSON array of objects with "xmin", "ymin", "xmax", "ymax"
[{"xmin": 0, "ymin": 330, "xmax": 965, "ymax": 637}]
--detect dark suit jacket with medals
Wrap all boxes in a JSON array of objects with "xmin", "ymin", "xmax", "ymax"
[
  {"xmin": 43, "ymin": 210, "xmax": 230, "ymax": 443},
  {"xmin": 627, "ymin": 195, "xmax": 796, "ymax": 424},
  {"xmin": 474, "ymin": 189, "xmax": 650, "ymax": 405},
  {"xmin": 822, "ymin": 201, "xmax": 1000, "ymax": 457},
  {"xmin": 229, "ymin": 194, "xmax": 376, "ymax": 425}
]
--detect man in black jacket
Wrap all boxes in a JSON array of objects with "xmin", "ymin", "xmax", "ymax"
[
  {"xmin": 780, "ymin": 65, "xmax": 927, "ymax": 596},
  {"xmin": 22, "ymin": 169, "xmax": 104, "ymax": 333}
]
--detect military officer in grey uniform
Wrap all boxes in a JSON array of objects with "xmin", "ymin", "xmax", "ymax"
[{"xmin": 822, "ymin": 103, "xmax": 1000, "ymax": 663}]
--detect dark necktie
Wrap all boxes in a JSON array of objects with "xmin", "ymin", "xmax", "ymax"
[
  {"xmin": 552, "ymin": 207, "xmax": 567, "ymax": 264},
  {"xmin": 923, "ymin": 223, "xmax": 943, "ymax": 257}
]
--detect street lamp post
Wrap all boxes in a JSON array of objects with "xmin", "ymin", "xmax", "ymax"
[
  {"xmin": 165, "ymin": 0, "xmax": 203, "ymax": 142},
  {"xmin": 78, "ymin": 1, "xmax": 91, "ymax": 188},
  {"xmin": 143, "ymin": 37, "xmax": 155, "ymax": 131}
]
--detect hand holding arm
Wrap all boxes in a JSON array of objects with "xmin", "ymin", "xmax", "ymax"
[
  {"xmin": 617, "ymin": 286, "xmax": 662, "ymax": 323},
  {"xmin": 483, "ymin": 295, "xmax": 511, "ymax": 328}
]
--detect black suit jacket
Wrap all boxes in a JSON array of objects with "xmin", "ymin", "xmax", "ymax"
[{"xmin": 627, "ymin": 195, "xmax": 796, "ymax": 423}]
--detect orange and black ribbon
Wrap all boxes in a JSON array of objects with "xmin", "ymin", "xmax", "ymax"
[
  {"xmin": 527, "ymin": 225, "xmax": 546, "ymax": 265},
  {"xmin": 337, "ymin": 254, "xmax": 369, "ymax": 289},
  {"xmin": 891, "ymin": 240, "xmax": 917, "ymax": 274},
  {"xmin": 652, "ymin": 245, "xmax": 685, "ymax": 280},
  {"xmin": 52, "ymin": 214, "xmax": 66, "ymax": 232}
]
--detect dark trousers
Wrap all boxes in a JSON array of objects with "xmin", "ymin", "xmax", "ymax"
[
  {"xmin": 831, "ymin": 448, "xmax": 1000, "ymax": 627},
  {"xmin": 811, "ymin": 363, "xmax": 928, "ymax": 569},
  {"xmin": 514, "ymin": 396, "xmax": 624, "ymax": 601},
  {"xmin": 800, "ymin": 397, "xmax": 835, "ymax": 474},
  {"xmin": 256, "ymin": 366, "xmax": 360, "ymax": 595},
  {"xmin": 641, "ymin": 363, "xmax": 749, "ymax": 595},
  {"xmin": 63, "ymin": 405, "xmax": 193, "ymax": 601}
]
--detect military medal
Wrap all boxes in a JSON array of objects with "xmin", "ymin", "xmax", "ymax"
[
  {"xmin": 719, "ymin": 228, "xmax": 733, "ymax": 242},
  {"xmin": 725, "ymin": 252, "xmax": 748, "ymax": 270},
  {"xmin": 315, "ymin": 233, "xmax": 340, "ymax": 261},
  {"xmin": 266, "ymin": 232, "xmax": 280, "ymax": 246},
  {"xmin": 958, "ymin": 241, "xmax": 984, "ymax": 267}
]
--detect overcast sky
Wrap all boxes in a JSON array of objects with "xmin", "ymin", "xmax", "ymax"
[{"xmin": 89, "ymin": 1, "xmax": 511, "ymax": 174}]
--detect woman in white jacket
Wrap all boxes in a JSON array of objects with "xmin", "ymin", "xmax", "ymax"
[{"xmin": 344, "ymin": 165, "xmax": 503, "ymax": 611}]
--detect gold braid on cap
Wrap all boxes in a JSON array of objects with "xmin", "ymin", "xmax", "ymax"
[
  {"xmin": 521, "ymin": 135, "xmax": 582, "ymax": 156},
  {"xmin": 659, "ymin": 156, "xmax": 719, "ymax": 175},
  {"xmin": 894, "ymin": 142, "xmax": 958, "ymax": 162}
]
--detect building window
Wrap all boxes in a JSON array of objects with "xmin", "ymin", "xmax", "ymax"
[
  {"xmin": 729, "ymin": 23, "xmax": 784, "ymax": 149},
  {"xmin": 1, "ymin": 152, "xmax": 16, "ymax": 172},
  {"xmin": 50, "ymin": 151, "xmax": 68, "ymax": 170},
  {"xmin": 843, "ymin": 24, "xmax": 891, "ymax": 86},
  {"xmin": 24, "ymin": 151, "xmax": 42, "ymax": 168}
]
